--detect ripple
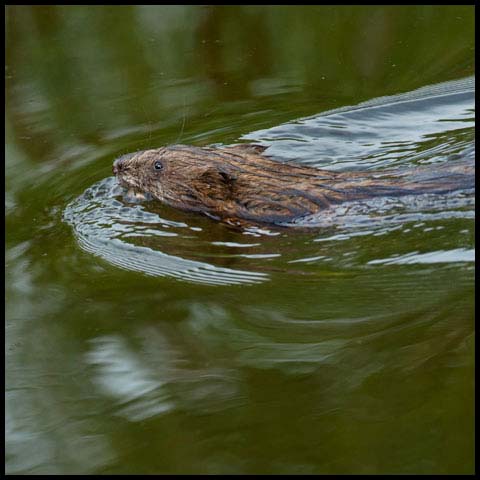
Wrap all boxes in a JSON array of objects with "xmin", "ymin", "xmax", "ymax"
[
  {"xmin": 368, "ymin": 248, "xmax": 475, "ymax": 265},
  {"xmin": 243, "ymin": 76, "xmax": 475, "ymax": 170},
  {"xmin": 63, "ymin": 177, "xmax": 268, "ymax": 286}
]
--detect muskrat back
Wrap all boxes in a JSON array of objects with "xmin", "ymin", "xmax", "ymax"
[{"xmin": 113, "ymin": 144, "xmax": 475, "ymax": 227}]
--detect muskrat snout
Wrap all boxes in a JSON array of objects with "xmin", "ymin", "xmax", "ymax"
[
  {"xmin": 112, "ymin": 158, "xmax": 122, "ymax": 175},
  {"xmin": 113, "ymin": 153, "xmax": 135, "ymax": 175}
]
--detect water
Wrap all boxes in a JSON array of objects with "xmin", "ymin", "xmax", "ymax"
[
  {"xmin": 63, "ymin": 76, "xmax": 474, "ymax": 284},
  {"xmin": 5, "ymin": 5, "xmax": 475, "ymax": 474}
]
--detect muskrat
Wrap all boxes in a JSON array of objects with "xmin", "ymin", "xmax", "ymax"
[{"xmin": 112, "ymin": 144, "xmax": 474, "ymax": 227}]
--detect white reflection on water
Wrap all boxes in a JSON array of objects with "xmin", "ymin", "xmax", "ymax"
[
  {"xmin": 243, "ymin": 76, "xmax": 475, "ymax": 170},
  {"xmin": 5, "ymin": 244, "xmax": 115, "ymax": 475},
  {"xmin": 368, "ymin": 248, "xmax": 475, "ymax": 265},
  {"xmin": 6, "ymin": 392, "xmax": 115, "ymax": 474},
  {"xmin": 86, "ymin": 330, "xmax": 243, "ymax": 422},
  {"xmin": 86, "ymin": 336, "xmax": 174, "ymax": 421}
]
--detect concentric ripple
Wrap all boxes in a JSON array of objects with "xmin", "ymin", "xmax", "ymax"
[{"xmin": 63, "ymin": 177, "xmax": 268, "ymax": 286}]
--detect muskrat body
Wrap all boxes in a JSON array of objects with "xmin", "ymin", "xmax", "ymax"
[{"xmin": 112, "ymin": 144, "xmax": 474, "ymax": 227}]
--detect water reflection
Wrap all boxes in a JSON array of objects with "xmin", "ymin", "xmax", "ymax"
[
  {"xmin": 244, "ymin": 76, "xmax": 475, "ymax": 169},
  {"xmin": 86, "ymin": 332, "xmax": 243, "ymax": 421},
  {"xmin": 79, "ymin": 286, "xmax": 473, "ymax": 426},
  {"xmin": 6, "ymin": 6, "xmax": 475, "ymax": 169},
  {"xmin": 368, "ymin": 248, "xmax": 475, "ymax": 265},
  {"xmin": 5, "ymin": 243, "xmax": 115, "ymax": 474}
]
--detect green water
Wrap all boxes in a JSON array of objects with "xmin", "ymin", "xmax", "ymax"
[{"xmin": 5, "ymin": 6, "xmax": 475, "ymax": 474}]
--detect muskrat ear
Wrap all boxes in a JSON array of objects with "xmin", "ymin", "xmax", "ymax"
[
  {"xmin": 199, "ymin": 165, "xmax": 236, "ymax": 184},
  {"xmin": 219, "ymin": 171, "xmax": 234, "ymax": 184},
  {"xmin": 197, "ymin": 167, "xmax": 236, "ymax": 200}
]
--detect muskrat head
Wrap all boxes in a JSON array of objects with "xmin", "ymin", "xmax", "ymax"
[{"xmin": 112, "ymin": 145, "xmax": 238, "ymax": 214}]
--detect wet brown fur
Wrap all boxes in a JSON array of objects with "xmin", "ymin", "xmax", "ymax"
[{"xmin": 113, "ymin": 144, "xmax": 474, "ymax": 227}]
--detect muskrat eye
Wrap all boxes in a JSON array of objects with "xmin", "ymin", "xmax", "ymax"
[{"xmin": 154, "ymin": 161, "xmax": 163, "ymax": 171}]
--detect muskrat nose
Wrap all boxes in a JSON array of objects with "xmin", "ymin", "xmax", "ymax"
[
  {"xmin": 113, "ymin": 153, "xmax": 135, "ymax": 175},
  {"xmin": 112, "ymin": 157, "xmax": 123, "ymax": 175}
]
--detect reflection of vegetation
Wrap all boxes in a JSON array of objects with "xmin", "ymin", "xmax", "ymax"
[{"xmin": 5, "ymin": 5, "xmax": 475, "ymax": 163}]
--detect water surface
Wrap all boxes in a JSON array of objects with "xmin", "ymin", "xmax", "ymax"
[{"xmin": 6, "ymin": 5, "xmax": 475, "ymax": 475}]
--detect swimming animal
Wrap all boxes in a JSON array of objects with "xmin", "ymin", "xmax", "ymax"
[{"xmin": 113, "ymin": 144, "xmax": 474, "ymax": 227}]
